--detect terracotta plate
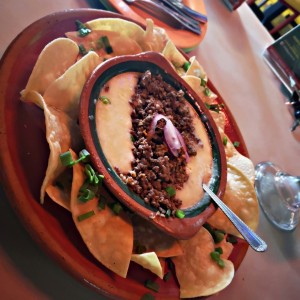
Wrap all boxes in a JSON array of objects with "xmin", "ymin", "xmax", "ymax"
[{"xmin": 0, "ymin": 9, "xmax": 249, "ymax": 299}]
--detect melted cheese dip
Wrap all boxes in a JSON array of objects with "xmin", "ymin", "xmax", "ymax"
[{"xmin": 96, "ymin": 72, "xmax": 212, "ymax": 208}]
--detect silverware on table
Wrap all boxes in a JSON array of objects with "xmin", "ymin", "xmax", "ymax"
[
  {"xmin": 158, "ymin": 0, "xmax": 208, "ymax": 23},
  {"xmin": 124, "ymin": 0, "xmax": 201, "ymax": 35},
  {"xmin": 203, "ymin": 184, "xmax": 268, "ymax": 252}
]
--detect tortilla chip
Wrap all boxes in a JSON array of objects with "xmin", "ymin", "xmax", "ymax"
[
  {"xmin": 42, "ymin": 51, "xmax": 100, "ymax": 119},
  {"xmin": 210, "ymin": 110, "xmax": 226, "ymax": 131},
  {"xmin": 142, "ymin": 19, "xmax": 169, "ymax": 52},
  {"xmin": 70, "ymin": 154, "xmax": 133, "ymax": 278},
  {"xmin": 162, "ymin": 40, "xmax": 186, "ymax": 69},
  {"xmin": 22, "ymin": 90, "xmax": 81, "ymax": 206},
  {"xmin": 86, "ymin": 17, "xmax": 145, "ymax": 45},
  {"xmin": 208, "ymin": 163, "xmax": 259, "ymax": 237},
  {"xmin": 131, "ymin": 252, "xmax": 164, "ymax": 279},
  {"xmin": 173, "ymin": 227, "xmax": 234, "ymax": 298},
  {"xmin": 21, "ymin": 38, "xmax": 79, "ymax": 98},
  {"xmin": 182, "ymin": 75, "xmax": 218, "ymax": 103},
  {"xmin": 186, "ymin": 56, "xmax": 207, "ymax": 81},
  {"xmin": 131, "ymin": 215, "xmax": 183, "ymax": 258},
  {"xmin": 219, "ymin": 129, "xmax": 255, "ymax": 184},
  {"xmin": 65, "ymin": 30, "xmax": 142, "ymax": 59}
]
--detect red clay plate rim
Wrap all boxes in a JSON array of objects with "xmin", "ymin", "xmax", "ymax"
[{"xmin": 0, "ymin": 8, "xmax": 249, "ymax": 300}]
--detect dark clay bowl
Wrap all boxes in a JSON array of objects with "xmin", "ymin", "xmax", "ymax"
[{"xmin": 80, "ymin": 51, "xmax": 227, "ymax": 239}]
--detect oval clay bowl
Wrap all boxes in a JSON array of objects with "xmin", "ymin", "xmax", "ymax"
[{"xmin": 80, "ymin": 51, "xmax": 227, "ymax": 240}]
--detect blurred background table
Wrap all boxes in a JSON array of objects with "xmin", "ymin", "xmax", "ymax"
[{"xmin": 0, "ymin": 1, "xmax": 300, "ymax": 299}]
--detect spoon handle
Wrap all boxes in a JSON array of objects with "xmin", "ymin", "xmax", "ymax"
[{"xmin": 203, "ymin": 184, "xmax": 267, "ymax": 252}]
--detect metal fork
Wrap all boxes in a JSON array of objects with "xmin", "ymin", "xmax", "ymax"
[{"xmin": 124, "ymin": 0, "xmax": 201, "ymax": 35}]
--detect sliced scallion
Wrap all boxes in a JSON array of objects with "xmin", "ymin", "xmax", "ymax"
[
  {"xmin": 165, "ymin": 186, "xmax": 176, "ymax": 197},
  {"xmin": 144, "ymin": 279, "xmax": 160, "ymax": 293},
  {"xmin": 78, "ymin": 44, "xmax": 87, "ymax": 55},
  {"xmin": 59, "ymin": 151, "xmax": 75, "ymax": 167},
  {"xmin": 223, "ymin": 136, "xmax": 228, "ymax": 146},
  {"xmin": 99, "ymin": 96, "xmax": 111, "ymax": 104},
  {"xmin": 140, "ymin": 293, "xmax": 155, "ymax": 300},
  {"xmin": 75, "ymin": 20, "xmax": 91, "ymax": 37},
  {"xmin": 200, "ymin": 78, "xmax": 207, "ymax": 87},
  {"xmin": 99, "ymin": 36, "xmax": 113, "ymax": 54},
  {"xmin": 204, "ymin": 87, "xmax": 212, "ymax": 97},
  {"xmin": 77, "ymin": 210, "xmax": 95, "ymax": 222},
  {"xmin": 175, "ymin": 209, "xmax": 185, "ymax": 219},
  {"xmin": 233, "ymin": 141, "xmax": 240, "ymax": 147},
  {"xmin": 78, "ymin": 189, "xmax": 95, "ymax": 202},
  {"xmin": 183, "ymin": 61, "xmax": 191, "ymax": 71}
]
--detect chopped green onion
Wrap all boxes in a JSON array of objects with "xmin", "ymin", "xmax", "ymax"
[
  {"xmin": 140, "ymin": 293, "xmax": 155, "ymax": 300},
  {"xmin": 60, "ymin": 151, "xmax": 75, "ymax": 167},
  {"xmin": 163, "ymin": 271, "xmax": 171, "ymax": 282},
  {"xmin": 213, "ymin": 230, "xmax": 225, "ymax": 243},
  {"xmin": 217, "ymin": 259, "xmax": 225, "ymax": 268},
  {"xmin": 210, "ymin": 250, "xmax": 220, "ymax": 262},
  {"xmin": 78, "ymin": 149, "xmax": 90, "ymax": 163},
  {"xmin": 78, "ymin": 188, "xmax": 95, "ymax": 202},
  {"xmin": 183, "ymin": 61, "xmax": 191, "ymax": 71},
  {"xmin": 200, "ymin": 78, "xmax": 207, "ymax": 87},
  {"xmin": 130, "ymin": 135, "xmax": 136, "ymax": 142},
  {"xmin": 226, "ymin": 234, "xmax": 238, "ymax": 244},
  {"xmin": 165, "ymin": 209, "xmax": 171, "ymax": 218},
  {"xmin": 223, "ymin": 136, "xmax": 228, "ymax": 146},
  {"xmin": 99, "ymin": 96, "xmax": 111, "ymax": 104},
  {"xmin": 215, "ymin": 247, "xmax": 223, "ymax": 255},
  {"xmin": 144, "ymin": 279, "xmax": 160, "ymax": 293},
  {"xmin": 77, "ymin": 210, "xmax": 95, "ymax": 222},
  {"xmin": 75, "ymin": 20, "xmax": 91, "ymax": 37},
  {"xmin": 165, "ymin": 186, "xmax": 176, "ymax": 197},
  {"xmin": 99, "ymin": 36, "xmax": 113, "ymax": 54},
  {"xmin": 78, "ymin": 44, "xmax": 87, "ymax": 55},
  {"xmin": 233, "ymin": 141, "xmax": 240, "ymax": 147},
  {"xmin": 98, "ymin": 198, "xmax": 106, "ymax": 210},
  {"xmin": 112, "ymin": 202, "xmax": 123, "ymax": 215},
  {"xmin": 175, "ymin": 209, "xmax": 185, "ymax": 219},
  {"xmin": 204, "ymin": 87, "xmax": 212, "ymax": 97}
]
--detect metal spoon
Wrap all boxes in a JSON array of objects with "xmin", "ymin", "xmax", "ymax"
[
  {"xmin": 203, "ymin": 184, "xmax": 267, "ymax": 252},
  {"xmin": 124, "ymin": 0, "xmax": 201, "ymax": 35}
]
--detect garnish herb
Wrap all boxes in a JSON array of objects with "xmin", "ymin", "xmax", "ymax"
[
  {"xmin": 60, "ymin": 149, "xmax": 90, "ymax": 167},
  {"xmin": 98, "ymin": 198, "xmax": 106, "ymax": 210},
  {"xmin": 226, "ymin": 234, "xmax": 238, "ymax": 244},
  {"xmin": 204, "ymin": 102, "xmax": 224, "ymax": 113},
  {"xmin": 210, "ymin": 250, "xmax": 225, "ymax": 268},
  {"xmin": 165, "ymin": 186, "xmax": 176, "ymax": 197},
  {"xmin": 183, "ymin": 61, "xmax": 191, "ymax": 71},
  {"xmin": 175, "ymin": 209, "xmax": 185, "ymax": 219},
  {"xmin": 78, "ymin": 188, "xmax": 95, "ymax": 202},
  {"xmin": 204, "ymin": 87, "xmax": 212, "ymax": 97},
  {"xmin": 77, "ymin": 210, "xmax": 95, "ymax": 222},
  {"xmin": 78, "ymin": 44, "xmax": 87, "ymax": 55},
  {"xmin": 165, "ymin": 209, "xmax": 171, "ymax": 218},
  {"xmin": 200, "ymin": 78, "xmax": 207, "ymax": 87},
  {"xmin": 140, "ymin": 293, "xmax": 155, "ymax": 300},
  {"xmin": 75, "ymin": 20, "xmax": 91, "ymax": 37},
  {"xmin": 233, "ymin": 141, "xmax": 240, "ymax": 147},
  {"xmin": 203, "ymin": 223, "xmax": 226, "ymax": 243},
  {"xmin": 163, "ymin": 271, "xmax": 171, "ymax": 282},
  {"xmin": 144, "ymin": 279, "xmax": 160, "ymax": 293},
  {"xmin": 223, "ymin": 136, "xmax": 228, "ymax": 146},
  {"xmin": 215, "ymin": 247, "xmax": 223, "ymax": 254},
  {"xmin": 98, "ymin": 36, "xmax": 113, "ymax": 54},
  {"xmin": 98, "ymin": 96, "xmax": 111, "ymax": 104}
]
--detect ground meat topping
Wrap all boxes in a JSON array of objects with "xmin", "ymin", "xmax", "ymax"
[{"xmin": 119, "ymin": 70, "xmax": 203, "ymax": 216}]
